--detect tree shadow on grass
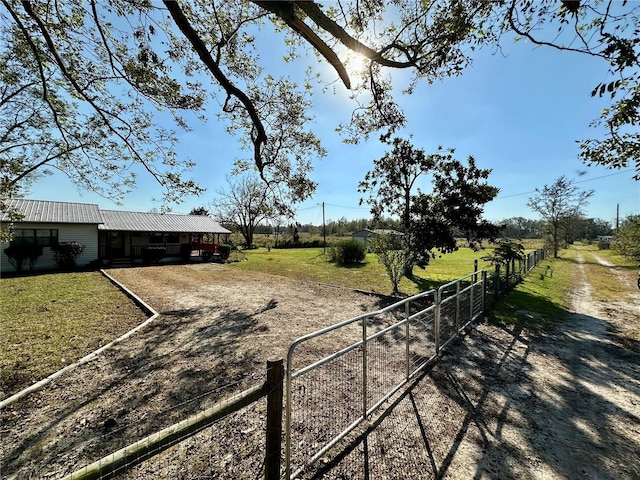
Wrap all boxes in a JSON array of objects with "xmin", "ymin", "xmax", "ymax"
[{"xmin": 407, "ymin": 273, "xmax": 449, "ymax": 292}]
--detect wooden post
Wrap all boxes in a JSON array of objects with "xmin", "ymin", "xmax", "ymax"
[
  {"xmin": 265, "ymin": 359, "xmax": 284, "ymax": 480},
  {"xmin": 505, "ymin": 261, "xmax": 510, "ymax": 291}
]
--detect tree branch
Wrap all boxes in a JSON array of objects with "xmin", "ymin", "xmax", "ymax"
[{"xmin": 163, "ymin": 0, "xmax": 268, "ymax": 174}]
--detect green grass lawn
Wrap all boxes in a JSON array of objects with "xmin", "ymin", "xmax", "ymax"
[
  {"xmin": 0, "ymin": 272, "xmax": 148, "ymax": 398},
  {"xmin": 228, "ymin": 246, "xmax": 496, "ymax": 296},
  {"xmin": 490, "ymin": 251, "xmax": 575, "ymax": 332}
]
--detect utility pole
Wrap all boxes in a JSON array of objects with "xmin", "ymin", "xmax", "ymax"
[{"xmin": 322, "ymin": 202, "xmax": 326, "ymax": 254}]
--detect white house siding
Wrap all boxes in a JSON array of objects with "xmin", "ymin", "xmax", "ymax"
[{"xmin": 0, "ymin": 223, "xmax": 98, "ymax": 274}]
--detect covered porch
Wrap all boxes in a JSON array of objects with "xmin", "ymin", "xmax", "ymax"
[{"xmin": 97, "ymin": 210, "xmax": 231, "ymax": 266}]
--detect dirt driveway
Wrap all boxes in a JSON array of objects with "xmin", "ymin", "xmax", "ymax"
[{"xmin": 1, "ymin": 251, "xmax": 639, "ymax": 479}]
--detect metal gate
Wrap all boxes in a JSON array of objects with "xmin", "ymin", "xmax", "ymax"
[{"xmin": 285, "ymin": 271, "xmax": 486, "ymax": 479}]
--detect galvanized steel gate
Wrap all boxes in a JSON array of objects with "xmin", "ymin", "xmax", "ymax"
[{"xmin": 285, "ymin": 271, "xmax": 486, "ymax": 479}]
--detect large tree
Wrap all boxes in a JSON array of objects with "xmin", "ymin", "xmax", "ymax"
[
  {"xmin": 527, "ymin": 175, "xmax": 594, "ymax": 257},
  {"xmin": 212, "ymin": 174, "xmax": 276, "ymax": 247},
  {"xmin": 1, "ymin": 0, "xmax": 637, "ymax": 215},
  {"xmin": 360, "ymin": 137, "xmax": 500, "ymax": 275},
  {"xmin": 613, "ymin": 214, "xmax": 640, "ymax": 262}
]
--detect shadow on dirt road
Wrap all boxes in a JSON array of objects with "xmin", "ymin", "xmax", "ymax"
[{"xmin": 306, "ymin": 315, "xmax": 639, "ymax": 480}]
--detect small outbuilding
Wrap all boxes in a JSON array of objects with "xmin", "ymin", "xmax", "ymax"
[{"xmin": 352, "ymin": 228, "xmax": 404, "ymax": 251}]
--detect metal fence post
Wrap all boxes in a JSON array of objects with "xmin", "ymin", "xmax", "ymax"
[
  {"xmin": 405, "ymin": 300, "xmax": 410, "ymax": 380},
  {"xmin": 362, "ymin": 315, "xmax": 368, "ymax": 420},
  {"xmin": 481, "ymin": 270, "xmax": 486, "ymax": 314},
  {"xmin": 435, "ymin": 288, "xmax": 441, "ymax": 354},
  {"xmin": 469, "ymin": 275, "xmax": 474, "ymax": 322},
  {"xmin": 265, "ymin": 359, "xmax": 284, "ymax": 480},
  {"xmin": 455, "ymin": 280, "xmax": 460, "ymax": 331}
]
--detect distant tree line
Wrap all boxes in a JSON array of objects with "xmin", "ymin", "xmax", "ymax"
[
  {"xmin": 251, "ymin": 216, "xmax": 613, "ymax": 242},
  {"xmin": 498, "ymin": 216, "xmax": 613, "ymax": 243}
]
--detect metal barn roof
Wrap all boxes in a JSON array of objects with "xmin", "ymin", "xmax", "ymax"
[
  {"xmin": 2, "ymin": 199, "xmax": 231, "ymax": 234},
  {"xmin": 98, "ymin": 210, "xmax": 231, "ymax": 233},
  {"xmin": 1, "ymin": 199, "xmax": 103, "ymax": 224}
]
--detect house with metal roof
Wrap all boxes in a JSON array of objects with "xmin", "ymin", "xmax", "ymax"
[{"xmin": 1, "ymin": 199, "xmax": 231, "ymax": 274}]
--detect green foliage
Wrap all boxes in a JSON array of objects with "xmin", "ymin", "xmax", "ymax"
[
  {"xmin": 329, "ymin": 239, "xmax": 366, "ymax": 266},
  {"xmin": 2, "ymin": 0, "xmax": 637, "ymax": 223},
  {"xmin": 527, "ymin": 176, "xmax": 594, "ymax": 258},
  {"xmin": 3, "ymin": 244, "xmax": 43, "ymax": 272},
  {"xmin": 359, "ymin": 137, "xmax": 500, "ymax": 271},
  {"xmin": 51, "ymin": 242, "xmax": 85, "ymax": 270},
  {"xmin": 2, "ymin": 0, "xmax": 636, "ymax": 223},
  {"xmin": 218, "ymin": 244, "xmax": 231, "ymax": 261},
  {"xmin": 482, "ymin": 239, "xmax": 526, "ymax": 267},
  {"xmin": 0, "ymin": 9, "xmax": 203, "ymax": 210},
  {"xmin": 275, "ymin": 239, "xmax": 324, "ymax": 249},
  {"xmin": 613, "ymin": 214, "xmax": 640, "ymax": 261},
  {"xmin": 370, "ymin": 234, "xmax": 411, "ymax": 295},
  {"xmin": 189, "ymin": 207, "xmax": 210, "ymax": 216}
]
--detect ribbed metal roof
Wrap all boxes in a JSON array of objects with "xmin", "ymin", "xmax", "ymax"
[
  {"xmin": 98, "ymin": 210, "xmax": 231, "ymax": 233},
  {"xmin": 1, "ymin": 199, "xmax": 103, "ymax": 224}
]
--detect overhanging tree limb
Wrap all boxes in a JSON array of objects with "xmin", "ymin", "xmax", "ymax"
[{"xmin": 163, "ymin": 0, "xmax": 268, "ymax": 176}]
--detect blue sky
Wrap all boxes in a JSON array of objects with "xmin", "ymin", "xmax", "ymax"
[{"xmin": 32, "ymin": 26, "xmax": 638, "ymax": 228}]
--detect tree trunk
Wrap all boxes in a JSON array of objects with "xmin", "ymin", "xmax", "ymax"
[{"xmin": 403, "ymin": 263, "xmax": 413, "ymax": 277}]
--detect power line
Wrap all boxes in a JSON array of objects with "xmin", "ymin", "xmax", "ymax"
[
  {"xmin": 496, "ymin": 168, "xmax": 634, "ymax": 200},
  {"xmin": 325, "ymin": 203, "xmax": 368, "ymax": 210}
]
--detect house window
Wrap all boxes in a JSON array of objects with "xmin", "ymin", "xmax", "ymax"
[
  {"xmin": 11, "ymin": 229, "xmax": 58, "ymax": 247},
  {"xmin": 166, "ymin": 234, "xmax": 179, "ymax": 243},
  {"xmin": 149, "ymin": 233, "xmax": 164, "ymax": 244}
]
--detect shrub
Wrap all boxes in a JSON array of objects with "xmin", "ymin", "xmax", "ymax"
[
  {"xmin": 330, "ymin": 239, "xmax": 366, "ymax": 265},
  {"xmin": 369, "ymin": 233, "xmax": 410, "ymax": 295},
  {"xmin": 598, "ymin": 238, "xmax": 611, "ymax": 250},
  {"xmin": 142, "ymin": 246, "xmax": 165, "ymax": 264},
  {"xmin": 51, "ymin": 241, "xmax": 85, "ymax": 270},
  {"xmin": 275, "ymin": 239, "xmax": 324, "ymax": 249},
  {"xmin": 3, "ymin": 245, "xmax": 44, "ymax": 272}
]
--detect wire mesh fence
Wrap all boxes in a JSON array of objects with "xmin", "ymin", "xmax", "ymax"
[
  {"xmin": 484, "ymin": 248, "xmax": 547, "ymax": 309},
  {"xmin": 55, "ymin": 360, "xmax": 283, "ymax": 480},
  {"xmin": 285, "ymin": 273, "xmax": 485, "ymax": 479}
]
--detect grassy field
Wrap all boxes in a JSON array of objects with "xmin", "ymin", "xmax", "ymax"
[
  {"xmin": 490, "ymin": 250, "xmax": 575, "ymax": 331},
  {"xmin": 228, "ymin": 246, "xmax": 496, "ymax": 296},
  {"xmin": 0, "ymin": 272, "xmax": 148, "ymax": 398}
]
